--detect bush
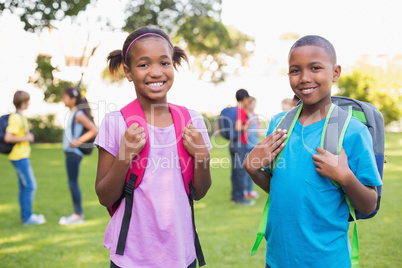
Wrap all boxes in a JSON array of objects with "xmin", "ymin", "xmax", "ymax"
[{"xmin": 28, "ymin": 114, "xmax": 63, "ymax": 143}]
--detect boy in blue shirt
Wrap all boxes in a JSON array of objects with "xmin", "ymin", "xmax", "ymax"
[{"xmin": 244, "ymin": 35, "xmax": 382, "ymax": 268}]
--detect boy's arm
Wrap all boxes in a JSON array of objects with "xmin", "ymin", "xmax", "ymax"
[
  {"xmin": 244, "ymin": 129, "xmax": 287, "ymax": 193},
  {"xmin": 313, "ymin": 147, "xmax": 378, "ymax": 215}
]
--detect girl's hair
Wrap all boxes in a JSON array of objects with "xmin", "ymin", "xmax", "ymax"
[
  {"xmin": 289, "ymin": 35, "xmax": 337, "ymax": 65},
  {"xmin": 63, "ymin": 87, "xmax": 94, "ymax": 121},
  {"xmin": 13, "ymin": 90, "xmax": 30, "ymax": 109},
  {"xmin": 107, "ymin": 26, "xmax": 188, "ymax": 75}
]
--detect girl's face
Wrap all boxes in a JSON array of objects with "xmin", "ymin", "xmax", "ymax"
[
  {"xmin": 288, "ymin": 45, "xmax": 341, "ymax": 109},
  {"xmin": 124, "ymin": 37, "xmax": 174, "ymax": 103},
  {"xmin": 62, "ymin": 93, "xmax": 76, "ymax": 109}
]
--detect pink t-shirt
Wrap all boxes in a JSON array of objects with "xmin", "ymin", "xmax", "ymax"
[{"xmin": 95, "ymin": 109, "xmax": 211, "ymax": 268}]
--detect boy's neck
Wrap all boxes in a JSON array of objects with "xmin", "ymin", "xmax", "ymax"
[{"xmin": 299, "ymin": 101, "xmax": 332, "ymax": 126}]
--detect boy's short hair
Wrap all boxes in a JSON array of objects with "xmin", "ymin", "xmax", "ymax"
[
  {"xmin": 236, "ymin": 89, "xmax": 249, "ymax": 102},
  {"xmin": 13, "ymin": 90, "xmax": 30, "ymax": 109},
  {"xmin": 289, "ymin": 35, "xmax": 337, "ymax": 65}
]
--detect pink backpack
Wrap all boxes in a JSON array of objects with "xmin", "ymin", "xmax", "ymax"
[{"xmin": 109, "ymin": 99, "xmax": 205, "ymax": 266}]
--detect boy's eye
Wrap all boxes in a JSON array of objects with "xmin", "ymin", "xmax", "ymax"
[
  {"xmin": 311, "ymin": 66, "xmax": 322, "ymax": 71},
  {"xmin": 289, "ymin": 69, "xmax": 300, "ymax": 75}
]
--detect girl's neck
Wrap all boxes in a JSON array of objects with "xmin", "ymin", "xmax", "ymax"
[{"xmin": 137, "ymin": 97, "xmax": 173, "ymax": 128}]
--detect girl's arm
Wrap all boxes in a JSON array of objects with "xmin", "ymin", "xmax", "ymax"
[
  {"xmin": 182, "ymin": 124, "xmax": 211, "ymax": 200},
  {"xmin": 95, "ymin": 123, "xmax": 145, "ymax": 207},
  {"xmin": 243, "ymin": 129, "xmax": 287, "ymax": 193},
  {"xmin": 313, "ymin": 147, "xmax": 378, "ymax": 215},
  {"xmin": 70, "ymin": 112, "xmax": 98, "ymax": 148}
]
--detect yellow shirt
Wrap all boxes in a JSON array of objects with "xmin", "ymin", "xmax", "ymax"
[{"xmin": 6, "ymin": 113, "xmax": 30, "ymax": 161}]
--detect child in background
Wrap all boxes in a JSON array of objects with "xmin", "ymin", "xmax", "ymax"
[
  {"xmin": 94, "ymin": 26, "xmax": 212, "ymax": 268},
  {"xmin": 244, "ymin": 35, "xmax": 382, "ymax": 267},
  {"xmin": 59, "ymin": 87, "xmax": 98, "ymax": 225},
  {"xmin": 5, "ymin": 90, "xmax": 46, "ymax": 225},
  {"xmin": 244, "ymin": 96, "xmax": 259, "ymax": 199}
]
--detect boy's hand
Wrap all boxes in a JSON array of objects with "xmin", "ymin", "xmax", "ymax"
[
  {"xmin": 244, "ymin": 129, "xmax": 287, "ymax": 173},
  {"xmin": 182, "ymin": 124, "xmax": 209, "ymax": 162},
  {"xmin": 119, "ymin": 123, "xmax": 146, "ymax": 161},
  {"xmin": 312, "ymin": 147, "xmax": 353, "ymax": 186}
]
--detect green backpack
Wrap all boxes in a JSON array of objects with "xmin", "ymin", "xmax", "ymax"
[{"xmin": 251, "ymin": 96, "xmax": 385, "ymax": 268}]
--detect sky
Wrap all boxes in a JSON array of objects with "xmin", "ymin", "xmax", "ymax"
[{"xmin": 0, "ymin": 0, "xmax": 401, "ymax": 125}]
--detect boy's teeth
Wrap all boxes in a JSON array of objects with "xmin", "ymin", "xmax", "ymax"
[
  {"xmin": 148, "ymin": 82, "xmax": 163, "ymax": 87},
  {"xmin": 302, "ymin": 88, "xmax": 314, "ymax": 93}
]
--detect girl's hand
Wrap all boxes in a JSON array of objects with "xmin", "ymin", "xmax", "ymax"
[
  {"xmin": 312, "ymin": 147, "xmax": 353, "ymax": 186},
  {"xmin": 69, "ymin": 139, "xmax": 81, "ymax": 148},
  {"xmin": 182, "ymin": 124, "xmax": 209, "ymax": 162},
  {"xmin": 119, "ymin": 123, "xmax": 146, "ymax": 161},
  {"xmin": 244, "ymin": 129, "xmax": 287, "ymax": 174}
]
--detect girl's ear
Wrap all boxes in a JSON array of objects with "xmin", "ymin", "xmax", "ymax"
[
  {"xmin": 332, "ymin": 65, "xmax": 341, "ymax": 83},
  {"xmin": 123, "ymin": 64, "xmax": 133, "ymax": 82}
]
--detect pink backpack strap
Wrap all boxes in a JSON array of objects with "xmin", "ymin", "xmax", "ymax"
[
  {"xmin": 120, "ymin": 99, "xmax": 150, "ymax": 188},
  {"xmin": 168, "ymin": 103, "xmax": 194, "ymax": 196},
  {"xmin": 114, "ymin": 99, "xmax": 150, "ymax": 255}
]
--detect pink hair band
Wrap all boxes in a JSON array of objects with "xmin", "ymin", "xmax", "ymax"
[{"xmin": 124, "ymin": 33, "xmax": 173, "ymax": 64}]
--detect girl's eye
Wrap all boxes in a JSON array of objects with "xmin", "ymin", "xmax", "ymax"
[
  {"xmin": 138, "ymin": 63, "xmax": 148, "ymax": 67},
  {"xmin": 161, "ymin": 61, "xmax": 171, "ymax": 66}
]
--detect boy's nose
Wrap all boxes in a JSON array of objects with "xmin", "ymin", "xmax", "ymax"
[{"xmin": 300, "ymin": 71, "xmax": 312, "ymax": 83}]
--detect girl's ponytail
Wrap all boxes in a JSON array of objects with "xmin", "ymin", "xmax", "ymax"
[
  {"xmin": 172, "ymin": 46, "xmax": 189, "ymax": 70},
  {"xmin": 107, "ymin": 49, "xmax": 124, "ymax": 76}
]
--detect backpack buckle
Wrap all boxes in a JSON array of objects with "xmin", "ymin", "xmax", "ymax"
[{"xmin": 124, "ymin": 173, "xmax": 137, "ymax": 196}]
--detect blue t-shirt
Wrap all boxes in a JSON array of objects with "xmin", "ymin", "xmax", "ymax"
[
  {"xmin": 265, "ymin": 111, "xmax": 382, "ymax": 268},
  {"xmin": 63, "ymin": 110, "xmax": 84, "ymax": 156}
]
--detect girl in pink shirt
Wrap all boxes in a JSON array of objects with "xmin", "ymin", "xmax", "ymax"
[{"xmin": 95, "ymin": 26, "xmax": 212, "ymax": 268}]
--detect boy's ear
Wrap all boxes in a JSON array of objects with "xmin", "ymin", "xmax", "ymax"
[
  {"xmin": 123, "ymin": 64, "xmax": 133, "ymax": 82},
  {"xmin": 332, "ymin": 65, "xmax": 341, "ymax": 83}
]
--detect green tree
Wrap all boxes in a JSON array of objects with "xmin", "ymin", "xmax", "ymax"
[
  {"xmin": 336, "ymin": 63, "xmax": 402, "ymax": 126},
  {"xmin": 0, "ymin": 0, "xmax": 93, "ymax": 32},
  {"xmin": 29, "ymin": 55, "xmax": 75, "ymax": 103},
  {"xmin": 122, "ymin": 0, "xmax": 254, "ymax": 83}
]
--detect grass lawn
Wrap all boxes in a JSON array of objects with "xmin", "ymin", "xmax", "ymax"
[{"xmin": 0, "ymin": 133, "xmax": 401, "ymax": 267}]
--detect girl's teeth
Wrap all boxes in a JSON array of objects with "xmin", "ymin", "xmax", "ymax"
[{"xmin": 148, "ymin": 82, "xmax": 163, "ymax": 87}]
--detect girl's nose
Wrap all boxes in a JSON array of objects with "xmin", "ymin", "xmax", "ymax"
[{"xmin": 149, "ymin": 64, "xmax": 162, "ymax": 77}]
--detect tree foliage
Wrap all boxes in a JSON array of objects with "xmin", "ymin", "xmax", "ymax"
[
  {"xmin": 123, "ymin": 0, "xmax": 254, "ymax": 83},
  {"xmin": 336, "ymin": 63, "xmax": 402, "ymax": 126},
  {"xmin": 0, "ymin": 0, "xmax": 92, "ymax": 32},
  {"xmin": 29, "ymin": 55, "xmax": 75, "ymax": 102}
]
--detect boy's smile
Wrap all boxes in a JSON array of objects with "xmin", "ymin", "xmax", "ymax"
[{"xmin": 288, "ymin": 45, "xmax": 341, "ymax": 108}]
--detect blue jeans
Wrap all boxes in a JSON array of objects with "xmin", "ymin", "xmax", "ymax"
[
  {"xmin": 229, "ymin": 141, "xmax": 248, "ymax": 202},
  {"xmin": 244, "ymin": 148, "xmax": 254, "ymax": 193},
  {"xmin": 65, "ymin": 152, "xmax": 83, "ymax": 215},
  {"xmin": 11, "ymin": 158, "xmax": 37, "ymax": 222}
]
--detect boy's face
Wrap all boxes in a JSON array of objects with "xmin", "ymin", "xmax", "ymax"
[{"xmin": 288, "ymin": 45, "xmax": 340, "ymax": 108}]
